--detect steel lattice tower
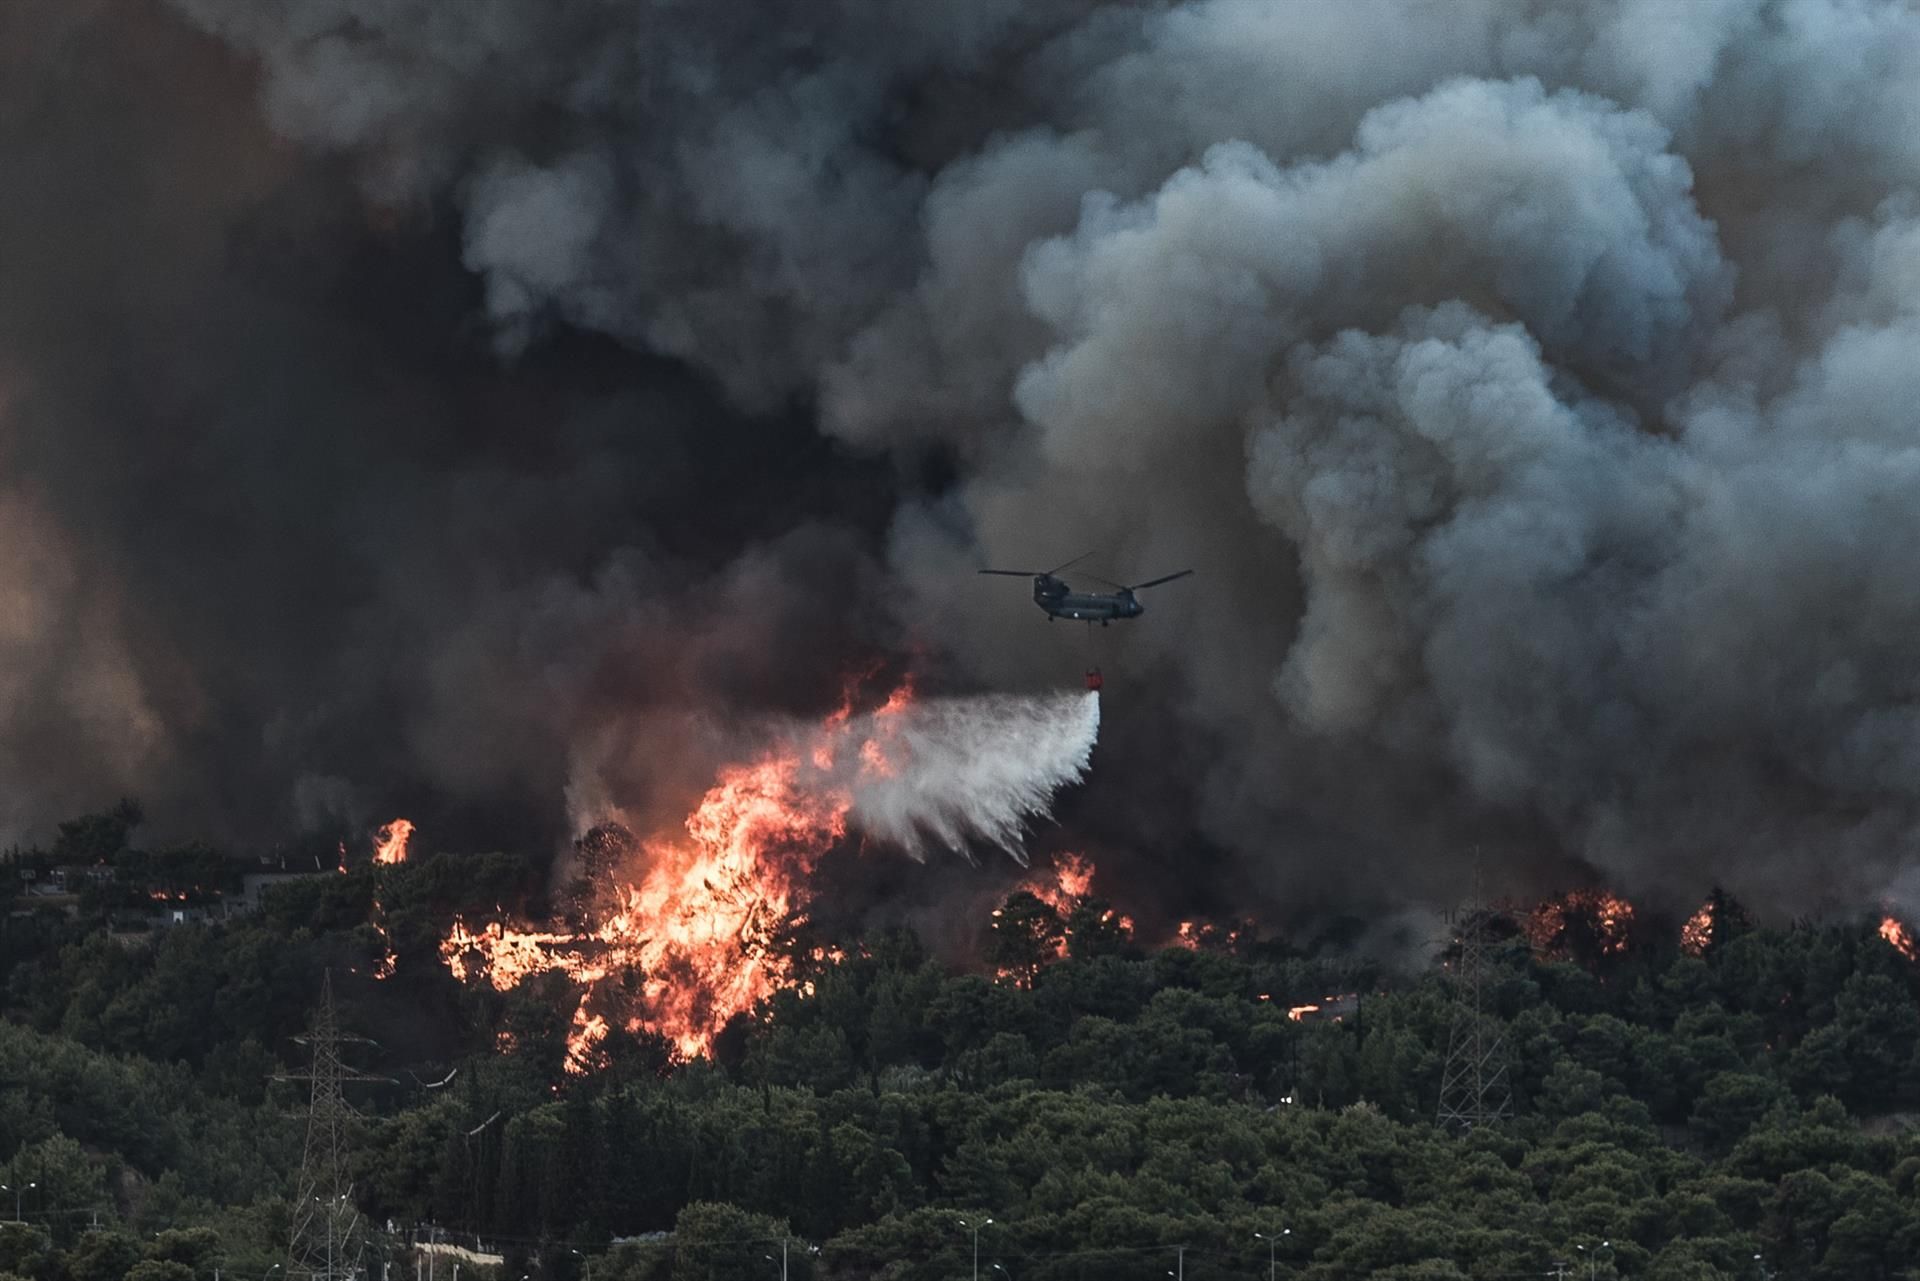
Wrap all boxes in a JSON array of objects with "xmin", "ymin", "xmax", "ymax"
[
  {"xmin": 279, "ymin": 973, "xmax": 384, "ymax": 1281},
  {"xmin": 1436, "ymin": 887, "xmax": 1512, "ymax": 1133}
]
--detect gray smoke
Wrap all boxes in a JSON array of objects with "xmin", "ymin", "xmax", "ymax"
[{"xmin": 14, "ymin": 0, "xmax": 1920, "ymax": 917}]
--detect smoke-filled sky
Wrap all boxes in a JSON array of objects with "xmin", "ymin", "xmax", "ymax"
[{"xmin": 12, "ymin": 0, "xmax": 1920, "ymax": 918}]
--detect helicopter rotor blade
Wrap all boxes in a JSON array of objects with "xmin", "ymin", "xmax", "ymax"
[
  {"xmin": 979, "ymin": 569, "xmax": 1045, "ymax": 577},
  {"xmin": 1126, "ymin": 569, "xmax": 1194, "ymax": 591},
  {"xmin": 1044, "ymin": 552, "xmax": 1096, "ymax": 576}
]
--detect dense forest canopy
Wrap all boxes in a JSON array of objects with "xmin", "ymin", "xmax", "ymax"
[{"xmin": 6, "ymin": 810, "xmax": 1920, "ymax": 1280}]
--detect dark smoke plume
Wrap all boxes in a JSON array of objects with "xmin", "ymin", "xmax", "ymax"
[{"xmin": 13, "ymin": 0, "xmax": 1920, "ymax": 919}]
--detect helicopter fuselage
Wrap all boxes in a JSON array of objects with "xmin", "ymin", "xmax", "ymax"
[{"xmin": 1032, "ymin": 576, "xmax": 1144, "ymax": 622}]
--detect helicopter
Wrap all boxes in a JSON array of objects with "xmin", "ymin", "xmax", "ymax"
[{"xmin": 979, "ymin": 554, "xmax": 1194, "ymax": 626}]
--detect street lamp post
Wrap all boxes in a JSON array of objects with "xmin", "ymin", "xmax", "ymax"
[
  {"xmin": 1574, "ymin": 1241, "xmax": 1611, "ymax": 1281},
  {"xmin": 1254, "ymin": 1229, "xmax": 1289, "ymax": 1281},
  {"xmin": 1753, "ymin": 1256, "xmax": 1772, "ymax": 1281},
  {"xmin": 1, "ymin": 1182, "xmax": 36, "ymax": 1222},
  {"xmin": 958, "ymin": 1218, "xmax": 992, "ymax": 1281}
]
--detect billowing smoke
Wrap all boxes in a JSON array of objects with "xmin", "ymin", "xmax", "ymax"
[
  {"xmin": 13, "ymin": 0, "xmax": 1920, "ymax": 917},
  {"xmin": 847, "ymin": 691, "xmax": 1101, "ymax": 861}
]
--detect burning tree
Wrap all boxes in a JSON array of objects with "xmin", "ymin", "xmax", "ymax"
[
  {"xmin": 987, "ymin": 892, "xmax": 1068, "ymax": 988},
  {"xmin": 1681, "ymin": 889, "xmax": 1752, "ymax": 958},
  {"xmin": 1525, "ymin": 891, "xmax": 1636, "ymax": 964}
]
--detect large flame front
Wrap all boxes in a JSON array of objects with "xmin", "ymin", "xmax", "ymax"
[
  {"xmin": 443, "ymin": 739, "xmax": 852, "ymax": 1066},
  {"xmin": 441, "ymin": 682, "xmax": 1101, "ymax": 1070}
]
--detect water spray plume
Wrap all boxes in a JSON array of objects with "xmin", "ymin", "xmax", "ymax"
[
  {"xmin": 848, "ymin": 690, "xmax": 1100, "ymax": 861},
  {"xmin": 442, "ymin": 683, "xmax": 1100, "ymax": 1066}
]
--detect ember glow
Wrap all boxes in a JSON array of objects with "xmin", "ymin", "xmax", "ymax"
[
  {"xmin": 1881, "ymin": 914, "xmax": 1918, "ymax": 962},
  {"xmin": 1167, "ymin": 920, "xmax": 1240, "ymax": 952},
  {"xmin": 440, "ymin": 683, "xmax": 1100, "ymax": 1069},
  {"xmin": 373, "ymin": 818, "xmax": 414, "ymax": 865},
  {"xmin": 370, "ymin": 913, "xmax": 398, "ymax": 980}
]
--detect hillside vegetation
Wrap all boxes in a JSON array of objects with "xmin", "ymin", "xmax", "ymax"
[{"xmin": 5, "ymin": 815, "xmax": 1920, "ymax": 1280}]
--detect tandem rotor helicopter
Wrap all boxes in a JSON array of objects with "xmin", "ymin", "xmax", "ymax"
[{"xmin": 978, "ymin": 554, "xmax": 1193, "ymax": 690}]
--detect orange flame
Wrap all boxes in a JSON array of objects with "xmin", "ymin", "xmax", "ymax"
[
  {"xmin": 991, "ymin": 853, "xmax": 1129, "ymax": 982},
  {"xmin": 565, "ymin": 1005, "xmax": 611, "ymax": 1075},
  {"xmin": 374, "ymin": 818, "xmax": 414, "ymax": 865},
  {"xmin": 1287, "ymin": 993, "xmax": 1359, "ymax": 1023},
  {"xmin": 441, "ymin": 682, "xmax": 915, "ymax": 1062},
  {"xmin": 1023, "ymin": 852, "xmax": 1095, "ymax": 925},
  {"xmin": 1882, "ymin": 914, "xmax": 1918, "ymax": 962},
  {"xmin": 369, "ymin": 894, "xmax": 398, "ymax": 980},
  {"xmin": 1165, "ymin": 919, "xmax": 1241, "ymax": 951},
  {"xmin": 1681, "ymin": 901, "xmax": 1715, "ymax": 956},
  {"xmin": 1526, "ymin": 890, "xmax": 1635, "ymax": 957}
]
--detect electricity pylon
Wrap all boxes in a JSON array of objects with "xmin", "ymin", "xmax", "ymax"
[
  {"xmin": 277, "ymin": 973, "xmax": 387, "ymax": 1281},
  {"xmin": 1436, "ymin": 875, "xmax": 1512, "ymax": 1133}
]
